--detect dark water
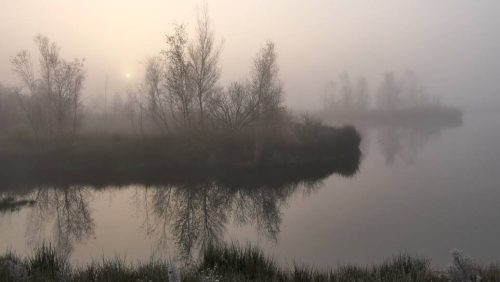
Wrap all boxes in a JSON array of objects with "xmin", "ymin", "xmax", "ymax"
[{"xmin": 1, "ymin": 112, "xmax": 499, "ymax": 269}]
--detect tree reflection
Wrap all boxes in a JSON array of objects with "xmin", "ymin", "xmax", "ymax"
[
  {"xmin": 376, "ymin": 123, "xmax": 459, "ymax": 165},
  {"xmin": 0, "ymin": 147, "xmax": 360, "ymax": 263},
  {"xmin": 135, "ymin": 176, "xmax": 317, "ymax": 262},
  {"xmin": 26, "ymin": 186, "xmax": 94, "ymax": 258},
  {"xmin": 139, "ymin": 183, "xmax": 231, "ymax": 261}
]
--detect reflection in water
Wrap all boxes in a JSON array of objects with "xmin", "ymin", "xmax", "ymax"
[
  {"xmin": 0, "ymin": 119, "xmax": 463, "ymax": 263},
  {"xmin": 135, "ymin": 175, "xmax": 327, "ymax": 262},
  {"xmin": 0, "ymin": 146, "xmax": 360, "ymax": 262},
  {"xmin": 25, "ymin": 186, "xmax": 94, "ymax": 258},
  {"xmin": 376, "ymin": 122, "xmax": 461, "ymax": 165},
  {"xmin": 138, "ymin": 183, "xmax": 230, "ymax": 260}
]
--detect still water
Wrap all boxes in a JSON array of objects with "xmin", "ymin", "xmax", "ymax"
[{"xmin": 1, "ymin": 111, "xmax": 499, "ymax": 269}]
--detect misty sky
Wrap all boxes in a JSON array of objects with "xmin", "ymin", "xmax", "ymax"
[{"xmin": 1, "ymin": 0, "xmax": 499, "ymax": 110}]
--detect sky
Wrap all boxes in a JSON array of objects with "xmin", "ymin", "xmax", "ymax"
[{"xmin": 1, "ymin": 0, "xmax": 499, "ymax": 110}]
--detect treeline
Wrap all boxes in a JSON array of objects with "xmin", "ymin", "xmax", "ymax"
[
  {"xmin": 0, "ymin": 10, "xmax": 361, "ymax": 169},
  {"xmin": 323, "ymin": 71, "xmax": 441, "ymax": 112},
  {"xmin": 321, "ymin": 71, "xmax": 462, "ymax": 126},
  {"xmin": 2, "ymin": 11, "xmax": 285, "ymax": 139}
]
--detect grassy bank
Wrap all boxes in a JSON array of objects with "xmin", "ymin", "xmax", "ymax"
[{"xmin": 1, "ymin": 244, "xmax": 499, "ymax": 281}]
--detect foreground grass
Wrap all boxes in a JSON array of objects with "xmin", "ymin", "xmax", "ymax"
[{"xmin": 1, "ymin": 244, "xmax": 499, "ymax": 281}]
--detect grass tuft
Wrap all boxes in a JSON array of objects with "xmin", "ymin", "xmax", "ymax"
[{"xmin": 0, "ymin": 243, "xmax": 498, "ymax": 281}]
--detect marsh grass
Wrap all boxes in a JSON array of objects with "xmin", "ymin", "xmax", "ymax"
[{"xmin": 1, "ymin": 243, "xmax": 498, "ymax": 281}]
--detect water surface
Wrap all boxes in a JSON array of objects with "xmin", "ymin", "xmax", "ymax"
[{"xmin": 1, "ymin": 111, "xmax": 499, "ymax": 269}]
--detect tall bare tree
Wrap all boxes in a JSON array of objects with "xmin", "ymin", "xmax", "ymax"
[
  {"xmin": 250, "ymin": 41, "xmax": 283, "ymax": 124},
  {"xmin": 144, "ymin": 56, "xmax": 170, "ymax": 131},
  {"xmin": 339, "ymin": 72, "xmax": 354, "ymax": 109},
  {"xmin": 188, "ymin": 6, "xmax": 221, "ymax": 126},
  {"xmin": 377, "ymin": 72, "xmax": 401, "ymax": 111},
  {"xmin": 164, "ymin": 24, "xmax": 194, "ymax": 126},
  {"xmin": 354, "ymin": 76, "xmax": 370, "ymax": 111}
]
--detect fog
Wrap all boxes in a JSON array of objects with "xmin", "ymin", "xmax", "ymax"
[
  {"xmin": 1, "ymin": 0, "xmax": 500, "ymax": 111},
  {"xmin": 3, "ymin": 1, "xmax": 500, "ymax": 278}
]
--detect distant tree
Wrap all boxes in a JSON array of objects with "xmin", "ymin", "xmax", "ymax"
[
  {"xmin": 0, "ymin": 84, "xmax": 22, "ymax": 132},
  {"xmin": 339, "ymin": 72, "xmax": 354, "ymax": 109},
  {"xmin": 354, "ymin": 76, "xmax": 370, "ymax": 110},
  {"xmin": 321, "ymin": 80, "xmax": 338, "ymax": 111},
  {"xmin": 400, "ymin": 70, "xmax": 429, "ymax": 108},
  {"xmin": 323, "ymin": 73, "xmax": 369, "ymax": 114},
  {"xmin": 144, "ymin": 56, "xmax": 170, "ymax": 131},
  {"xmin": 377, "ymin": 72, "xmax": 400, "ymax": 111},
  {"xmin": 11, "ymin": 35, "xmax": 85, "ymax": 137},
  {"xmin": 0, "ymin": 85, "xmax": 7, "ymax": 130}
]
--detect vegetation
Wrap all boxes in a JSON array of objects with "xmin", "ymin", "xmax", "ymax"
[
  {"xmin": 320, "ymin": 71, "xmax": 463, "ymax": 127},
  {"xmin": 2, "ymin": 243, "xmax": 500, "ymax": 281},
  {"xmin": 0, "ymin": 9, "xmax": 361, "ymax": 173},
  {"xmin": 0, "ymin": 123, "xmax": 360, "ymax": 187},
  {"xmin": 10, "ymin": 35, "xmax": 85, "ymax": 138}
]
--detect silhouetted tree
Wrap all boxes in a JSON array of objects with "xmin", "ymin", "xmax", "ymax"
[
  {"xmin": 208, "ymin": 82, "xmax": 258, "ymax": 130},
  {"xmin": 0, "ymin": 85, "xmax": 23, "ymax": 134},
  {"xmin": 144, "ymin": 56, "xmax": 170, "ymax": 131},
  {"xmin": 321, "ymin": 80, "xmax": 338, "ymax": 111},
  {"xmin": 163, "ymin": 24, "xmax": 194, "ymax": 127},
  {"xmin": 339, "ymin": 72, "xmax": 354, "ymax": 109},
  {"xmin": 189, "ymin": 6, "xmax": 221, "ymax": 126},
  {"xmin": 400, "ymin": 70, "xmax": 429, "ymax": 108},
  {"xmin": 354, "ymin": 76, "xmax": 370, "ymax": 110},
  {"xmin": 11, "ymin": 35, "xmax": 85, "ymax": 137},
  {"xmin": 377, "ymin": 72, "xmax": 400, "ymax": 111},
  {"xmin": 251, "ymin": 41, "xmax": 283, "ymax": 124}
]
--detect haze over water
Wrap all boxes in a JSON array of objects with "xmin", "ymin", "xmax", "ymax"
[
  {"xmin": 1, "ymin": 111, "xmax": 499, "ymax": 268},
  {"xmin": 1, "ymin": 0, "xmax": 500, "ymax": 275}
]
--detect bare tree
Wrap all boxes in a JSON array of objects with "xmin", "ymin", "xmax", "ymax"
[
  {"xmin": 354, "ymin": 76, "xmax": 370, "ymax": 111},
  {"xmin": 144, "ymin": 56, "xmax": 170, "ymax": 131},
  {"xmin": 11, "ymin": 35, "xmax": 85, "ymax": 137},
  {"xmin": 208, "ymin": 82, "xmax": 258, "ymax": 131},
  {"xmin": 10, "ymin": 50, "xmax": 42, "ymax": 135},
  {"xmin": 144, "ymin": 24, "xmax": 196, "ymax": 132},
  {"xmin": 163, "ymin": 24, "xmax": 194, "ymax": 126},
  {"xmin": 250, "ymin": 41, "xmax": 283, "ymax": 124},
  {"xmin": 377, "ymin": 72, "xmax": 401, "ymax": 111},
  {"xmin": 0, "ymin": 85, "xmax": 23, "ymax": 133},
  {"xmin": 188, "ymin": 6, "xmax": 221, "ymax": 126},
  {"xmin": 400, "ymin": 70, "xmax": 428, "ymax": 108},
  {"xmin": 339, "ymin": 72, "xmax": 354, "ymax": 109},
  {"xmin": 208, "ymin": 42, "xmax": 285, "ymax": 132}
]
